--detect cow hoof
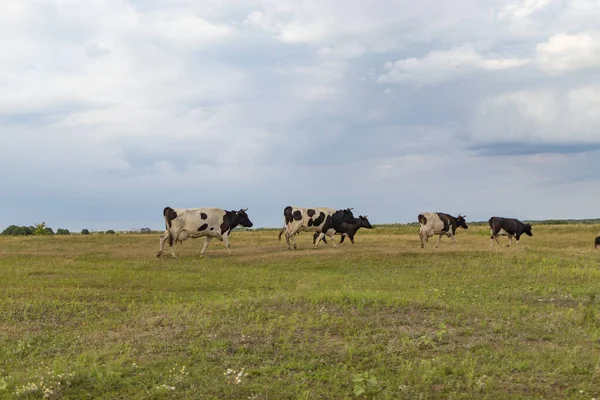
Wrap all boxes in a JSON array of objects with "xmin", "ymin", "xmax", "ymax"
[{"xmin": 156, "ymin": 252, "xmax": 162, "ymax": 258}]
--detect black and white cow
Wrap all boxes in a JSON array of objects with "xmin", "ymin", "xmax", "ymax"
[
  {"xmin": 157, "ymin": 207, "xmax": 253, "ymax": 258},
  {"xmin": 277, "ymin": 206, "xmax": 355, "ymax": 250},
  {"xmin": 488, "ymin": 216, "xmax": 532, "ymax": 247},
  {"xmin": 595, "ymin": 236, "xmax": 600, "ymax": 249},
  {"xmin": 312, "ymin": 215, "xmax": 373, "ymax": 245},
  {"xmin": 418, "ymin": 212, "xmax": 468, "ymax": 248}
]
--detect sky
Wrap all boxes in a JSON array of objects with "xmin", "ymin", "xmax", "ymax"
[{"xmin": 1, "ymin": 0, "xmax": 600, "ymax": 231}]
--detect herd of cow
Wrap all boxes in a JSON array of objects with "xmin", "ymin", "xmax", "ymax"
[{"xmin": 156, "ymin": 206, "xmax": 543, "ymax": 258}]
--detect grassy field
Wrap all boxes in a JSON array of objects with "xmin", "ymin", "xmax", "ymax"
[{"xmin": 1, "ymin": 224, "xmax": 600, "ymax": 399}]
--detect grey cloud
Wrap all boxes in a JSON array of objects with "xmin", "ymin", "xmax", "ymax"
[{"xmin": 471, "ymin": 142, "xmax": 600, "ymax": 156}]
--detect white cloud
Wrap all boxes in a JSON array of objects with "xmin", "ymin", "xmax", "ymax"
[
  {"xmin": 145, "ymin": 10, "xmax": 232, "ymax": 46},
  {"xmin": 378, "ymin": 45, "xmax": 529, "ymax": 85},
  {"xmin": 498, "ymin": 0, "xmax": 554, "ymax": 27},
  {"xmin": 244, "ymin": 0, "xmax": 517, "ymax": 52},
  {"xmin": 467, "ymin": 86, "xmax": 600, "ymax": 144},
  {"xmin": 317, "ymin": 45, "xmax": 366, "ymax": 59},
  {"xmin": 535, "ymin": 31, "xmax": 600, "ymax": 73}
]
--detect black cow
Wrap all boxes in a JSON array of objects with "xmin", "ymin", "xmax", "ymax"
[
  {"xmin": 312, "ymin": 215, "xmax": 373, "ymax": 245},
  {"xmin": 489, "ymin": 216, "xmax": 532, "ymax": 247},
  {"xmin": 594, "ymin": 236, "xmax": 600, "ymax": 249}
]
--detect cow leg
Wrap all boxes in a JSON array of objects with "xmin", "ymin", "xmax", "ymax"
[
  {"xmin": 285, "ymin": 231, "xmax": 291, "ymax": 248},
  {"xmin": 340, "ymin": 235, "xmax": 346, "ymax": 244},
  {"xmin": 222, "ymin": 234, "xmax": 233, "ymax": 255},
  {"xmin": 507, "ymin": 236, "xmax": 513, "ymax": 247},
  {"xmin": 348, "ymin": 232, "xmax": 355, "ymax": 244},
  {"xmin": 157, "ymin": 230, "xmax": 169, "ymax": 258},
  {"xmin": 491, "ymin": 230, "xmax": 501, "ymax": 247},
  {"xmin": 200, "ymin": 237, "xmax": 212, "ymax": 256},
  {"xmin": 313, "ymin": 232, "xmax": 328, "ymax": 245},
  {"xmin": 287, "ymin": 226, "xmax": 300, "ymax": 250},
  {"xmin": 435, "ymin": 234, "xmax": 443, "ymax": 248},
  {"xmin": 451, "ymin": 233, "xmax": 456, "ymax": 245},
  {"xmin": 290, "ymin": 232, "xmax": 297, "ymax": 250},
  {"xmin": 419, "ymin": 228, "xmax": 426, "ymax": 248},
  {"xmin": 314, "ymin": 232, "xmax": 325, "ymax": 248},
  {"xmin": 327, "ymin": 230, "xmax": 337, "ymax": 248}
]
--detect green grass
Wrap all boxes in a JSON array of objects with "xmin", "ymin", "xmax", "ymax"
[{"xmin": 1, "ymin": 224, "xmax": 600, "ymax": 399}]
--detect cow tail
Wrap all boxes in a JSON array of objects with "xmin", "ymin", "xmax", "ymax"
[
  {"xmin": 163, "ymin": 207, "xmax": 175, "ymax": 247},
  {"xmin": 283, "ymin": 206, "xmax": 293, "ymax": 225}
]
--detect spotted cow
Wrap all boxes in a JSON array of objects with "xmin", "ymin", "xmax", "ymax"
[
  {"xmin": 277, "ymin": 206, "xmax": 355, "ymax": 250},
  {"xmin": 418, "ymin": 212, "xmax": 468, "ymax": 248},
  {"xmin": 157, "ymin": 207, "xmax": 253, "ymax": 258},
  {"xmin": 489, "ymin": 216, "xmax": 532, "ymax": 247},
  {"xmin": 595, "ymin": 236, "xmax": 600, "ymax": 249}
]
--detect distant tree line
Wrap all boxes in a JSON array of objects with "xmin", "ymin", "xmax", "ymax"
[
  {"xmin": 1, "ymin": 222, "xmax": 79, "ymax": 236},
  {"xmin": 1, "ymin": 224, "xmax": 160, "ymax": 236}
]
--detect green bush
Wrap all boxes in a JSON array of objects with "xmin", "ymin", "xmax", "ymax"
[
  {"xmin": 33, "ymin": 222, "xmax": 53, "ymax": 235},
  {"xmin": 56, "ymin": 228, "xmax": 70, "ymax": 235},
  {"xmin": 106, "ymin": 230, "xmax": 116, "ymax": 235},
  {"xmin": 81, "ymin": 229, "xmax": 90, "ymax": 235}
]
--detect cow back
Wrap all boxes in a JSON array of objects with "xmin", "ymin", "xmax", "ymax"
[{"xmin": 285, "ymin": 207, "xmax": 337, "ymax": 232}]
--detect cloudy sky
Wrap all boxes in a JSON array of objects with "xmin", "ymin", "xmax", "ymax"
[{"xmin": 1, "ymin": 0, "xmax": 600, "ymax": 231}]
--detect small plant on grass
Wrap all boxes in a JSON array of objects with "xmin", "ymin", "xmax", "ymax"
[{"xmin": 353, "ymin": 372, "xmax": 381, "ymax": 398}]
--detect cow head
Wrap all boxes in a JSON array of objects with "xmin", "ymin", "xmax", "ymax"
[
  {"xmin": 523, "ymin": 223, "xmax": 533, "ymax": 236},
  {"xmin": 358, "ymin": 215, "xmax": 373, "ymax": 229},
  {"xmin": 457, "ymin": 214, "xmax": 469, "ymax": 230},
  {"xmin": 237, "ymin": 208, "xmax": 253, "ymax": 228}
]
